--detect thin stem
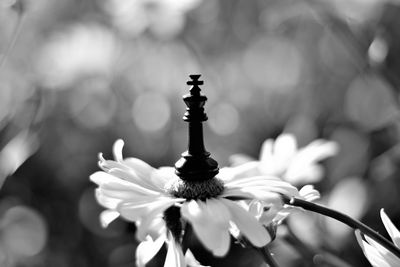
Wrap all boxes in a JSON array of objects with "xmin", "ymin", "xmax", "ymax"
[
  {"xmin": 257, "ymin": 246, "xmax": 279, "ymax": 267},
  {"xmin": 283, "ymin": 196, "xmax": 400, "ymax": 259}
]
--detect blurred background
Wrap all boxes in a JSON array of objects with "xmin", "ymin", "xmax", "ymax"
[{"xmin": 1, "ymin": 0, "xmax": 400, "ymax": 266}]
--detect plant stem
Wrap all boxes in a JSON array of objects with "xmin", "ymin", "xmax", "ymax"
[
  {"xmin": 283, "ymin": 196, "xmax": 400, "ymax": 259},
  {"xmin": 257, "ymin": 246, "xmax": 279, "ymax": 267}
]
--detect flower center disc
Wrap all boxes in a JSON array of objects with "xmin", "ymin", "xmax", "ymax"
[{"xmin": 166, "ymin": 177, "xmax": 224, "ymax": 200}]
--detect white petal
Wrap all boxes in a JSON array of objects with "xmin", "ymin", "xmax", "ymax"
[
  {"xmin": 98, "ymin": 153, "xmax": 129, "ymax": 172},
  {"xmin": 218, "ymin": 162, "xmax": 260, "ymax": 181},
  {"xmin": 284, "ymin": 164, "xmax": 324, "ymax": 185},
  {"xmin": 248, "ymin": 200, "xmax": 263, "ymax": 219},
  {"xmin": 100, "ymin": 210, "xmax": 120, "ymax": 228},
  {"xmin": 181, "ymin": 200, "xmax": 231, "ymax": 257},
  {"xmin": 355, "ymin": 230, "xmax": 367, "ymax": 253},
  {"xmin": 259, "ymin": 139, "xmax": 274, "ymax": 164},
  {"xmin": 108, "ymin": 168, "xmax": 162, "ymax": 192},
  {"xmin": 118, "ymin": 197, "xmax": 183, "ymax": 222},
  {"xmin": 164, "ymin": 234, "xmax": 186, "ymax": 267},
  {"xmin": 222, "ymin": 187, "xmax": 283, "ymax": 204},
  {"xmin": 220, "ymin": 198, "xmax": 271, "ymax": 247},
  {"xmin": 95, "ymin": 188, "xmax": 121, "ymax": 209},
  {"xmin": 123, "ymin": 157, "xmax": 154, "ymax": 174},
  {"xmin": 355, "ymin": 231, "xmax": 392, "ymax": 267},
  {"xmin": 363, "ymin": 242, "xmax": 392, "ymax": 267},
  {"xmin": 185, "ymin": 249, "xmax": 210, "ymax": 267},
  {"xmin": 152, "ymin": 167, "xmax": 178, "ymax": 189},
  {"xmin": 136, "ymin": 213, "xmax": 166, "ymax": 241},
  {"xmin": 224, "ymin": 175, "xmax": 299, "ymax": 197},
  {"xmin": 357, "ymin": 230, "xmax": 400, "ymax": 267},
  {"xmin": 299, "ymin": 185, "xmax": 320, "ymax": 202},
  {"xmin": 136, "ymin": 235, "xmax": 166, "ymax": 267},
  {"xmin": 273, "ymin": 134, "xmax": 297, "ymax": 161},
  {"xmin": 247, "ymin": 200, "xmax": 281, "ymax": 225},
  {"xmin": 364, "ymin": 235, "xmax": 400, "ymax": 266},
  {"xmin": 91, "ymin": 171, "xmax": 160, "ymax": 197},
  {"xmin": 296, "ymin": 139, "xmax": 339, "ymax": 164},
  {"xmin": 260, "ymin": 206, "xmax": 281, "ymax": 224},
  {"xmin": 229, "ymin": 153, "xmax": 255, "ymax": 166},
  {"xmin": 381, "ymin": 209, "xmax": 400, "ymax": 248},
  {"xmin": 113, "ymin": 139, "xmax": 125, "ymax": 162},
  {"xmin": 273, "ymin": 208, "xmax": 293, "ymax": 224}
]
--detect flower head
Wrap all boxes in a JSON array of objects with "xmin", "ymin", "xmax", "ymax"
[
  {"xmin": 229, "ymin": 133, "xmax": 339, "ymax": 185},
  {"xmin": 90, "ymin": 139, "xmax": 299, "ymax": 266},
  {"xmin": 222, "ymin": 133, "xmax": 331, "ymax": 228},
  {"xmin": 356, "ymin": 209, "xmax": 400, "ymax": 267}
]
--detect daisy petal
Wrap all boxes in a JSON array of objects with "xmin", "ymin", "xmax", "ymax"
[
  {"xmin": 222, "ymin": 187, "xmax": 282, "ymax": 204},
  {"xmin": 380, "ymin": 209, "xmax": 400, "ymax": 248},
  {"xmin": 136, "ymin": 214, "xmax": 166, "ymax": 241},
  {"xmin": 108, "ymin": 168, "xmax": 161, "ymax": 192},
  {"xmin": 284, "ymin": 164, "xmax": 324, "ymax": 185},
  {"xmin": 152, "ymin": 167, "xmax": 177, "ymax": 189},
  {"xmin": 100, "ymin": 210, "xmax": 120, "ymax": 228},
  {"xmin": 123, "ymin": 157, "xmax": 155, "ymax": 179},
  {"xmin": 274, "ymin": 134, "xmax": 297, "ymax": 161},
  {"xmin": 185, "ymin": 249, "xmax": 210, "ymax": 267},
  {"xmin": 220, "ymin": 198, "xmax": 271, "ymax": 247},
  {"xmin": 118, "ymin": 197, "xmax": 183, "ymax": 222},
  {"xmin": 95, "ymin": 188, "xmax": 121, "ymax": 209},
  {"xmin": 91, "ymin": 171, "xmax": 160, "ymax": 197},
  {"xmin": 113, "ymin": 139, "xmax": 124, "ymax": 162},
  {"xmin": 98, "ymin": 153, "xmax": 130, "ymax": 172},
  {"xmin": 259, "ymin": 139, "xmax": 274, "ymax": 163},
  {"xmin": 297, "ymin": 139, "xmax": 339, "ymax": 163},
  {"xmin": 181, "ymin": 200, "xmax": 231, "ymax": 257},
  {"xmin": 136, "ymin": 235, "xmax": 166, "ymax": 267},
  {"xmin": 164, "ymin": 234, "xmax": 185, "ymax": 267},
  {"xmin": 224, "ymin": 175, "xmax": 299, "ymax": 196},
  {"xmin": 218, "ymin": 162, "xmax": 260, "ymax": 181},
  {"xmin": 364, "ymin": 235, "xmax": 400, "ymax": 266},
  {"xmin": 299, "ymin": 185, "xmax": 320, "ymax": 202},
  {"xmin": 356, "ymin": 230, "xmax": 400, "ymax": 267},
  {"xmin": 363, "ymin": 242, "xmax": 392, "ymax": 267}
]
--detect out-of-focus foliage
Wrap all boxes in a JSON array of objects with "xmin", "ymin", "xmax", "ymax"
[{"xmin": 1, "ymin": 0, "xmax": 400, "ymax": 266}]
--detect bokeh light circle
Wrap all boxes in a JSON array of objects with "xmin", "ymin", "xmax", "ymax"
[
  {"xmin": 132, "ymin": 92, "xmax": 171, "ymax": 133},
  {"xmin": 208, "ymin": 102, "xmax": 240, "ymax": 136},
  {"xmin": 1, "ymin": 206, "xmax": 47, "ymax": 257},
  {"xmin": 242, "ymin": 36, "xmax": 302, "ymax": 92}
]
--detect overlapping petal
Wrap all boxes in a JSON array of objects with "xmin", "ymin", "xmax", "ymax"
[
  {"xmin": 356, "ymin": 210, "xmax": 400, "ymax": 267},
  {"xmin": 91, "ymin": 171, "xmax": 161, "ymax": 197},
  {"xmin": 136, "ymin": 214, "xmax": 166, "ymax": 241},
  {"xmin": 164, "ymin": 235, "xmax": 186, "ymax": 267},
  {"xmin": 136, "ymin": 234, "xmax": 166, "ymax": 267},
  {"xmin": 181, "ymin": 199, "xmax": 231, "ymax": 257},
  {"xmin": 220, "ymin": 198, "xmax": 271, "ymax": 247},
  {"xmin": 381, "ymin": 209, "xmax": 400, "ymax": 248},
  {"xmin": 223, "ymin": 175, "xmax": 299, "ymax": 198},
  {"xmin": 99, "ymin": 209, "xmax": 120, "ymax": 228},
  {"xmin": 118, "ymin": 196, "xmax": 184, "ymax": 222}
]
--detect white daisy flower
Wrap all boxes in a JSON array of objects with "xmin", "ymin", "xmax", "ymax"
[
  {"xmin": 228, "ymin": 133, "xmax": 339, "ymax": 185},
  {"xmin": 356, "ymin": 209, "xmax": 400, "ymax": 267},
  {"xmin": 221, "ymin": 134, "xmax": 330, "ymax": 229},
  {"xmin": 90, "ymin": 139, "xmax": 299, "ymax": 266}
]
